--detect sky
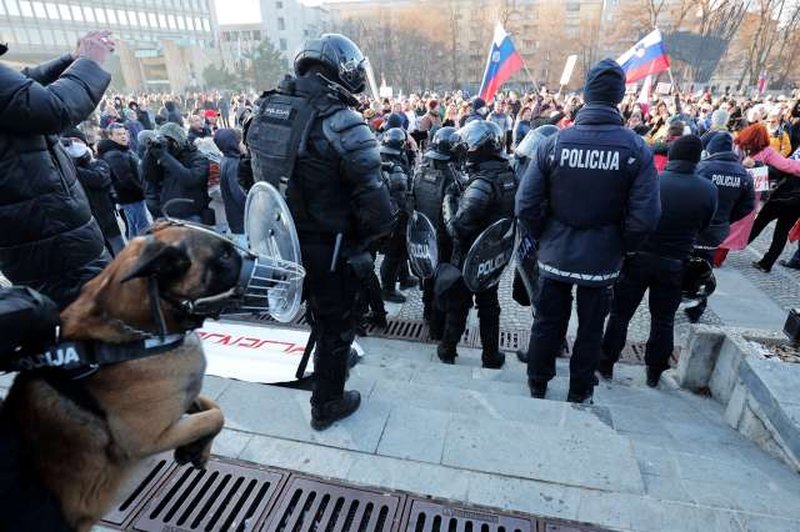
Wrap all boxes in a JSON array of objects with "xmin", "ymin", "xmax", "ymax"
[{"xmin": 215, "ymin": 0, "xmax": 353, "ymax": 25}]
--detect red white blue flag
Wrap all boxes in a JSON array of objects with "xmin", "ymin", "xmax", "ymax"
[
  {"xmin": 616, "ymin": 29, "xmax": 671, "ymax": 84},
  {"xmin": 479, "ymin": 23, "xmax": 523, "ymax": 102}
]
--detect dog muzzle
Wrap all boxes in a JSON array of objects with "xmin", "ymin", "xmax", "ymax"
[{"xmin": 182, "ymin": 248, "xmax": 304, "ymax": 320}]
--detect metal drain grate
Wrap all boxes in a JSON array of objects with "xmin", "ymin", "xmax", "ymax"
[
  {"xmin": 130, "ymin": 458, "xmax": 287, "ymax": 531},
  {"xmin": 101, "ymin": 454, "xmax": 176, "ymax": 529},
  {"xmin": 401, "ymin": 499, "xmax": 533, "ymax": 532},
  {"xmin": 261, "ymin": 476, "xmax": 404, "ymax": 531}
]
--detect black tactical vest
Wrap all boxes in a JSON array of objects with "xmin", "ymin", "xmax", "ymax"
[
  {"xmin": 413, "ymin": 159, "xmax": 455, "ymax": 225},
  {"xmin": 245, "ymin": 88, "xmax": 317, "ymax": 192},
  {"xmin": 473, "ymin": 160, "xmax": 517, "ymax": 226}
]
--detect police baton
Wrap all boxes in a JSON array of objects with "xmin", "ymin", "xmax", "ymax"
[{"xmin": 295, "ymin": 313, "xmax": 318, "ymax": 380}]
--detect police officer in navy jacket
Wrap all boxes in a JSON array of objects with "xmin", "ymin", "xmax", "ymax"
[
  {"xmin": 516, "ymin": 58, "xmax": 661, "ymax": 403},
  {"xmin": 601, "ymin": 135, "xmax": 717, "ymax": 386}
]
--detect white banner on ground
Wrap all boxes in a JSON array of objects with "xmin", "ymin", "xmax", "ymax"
[
  {"xmin": 198, "ymin": 320, "xmax": 312, "ymax": 384},
  {"xmin": 196, "ymin": 320, "xmax": 367, "ymax": 385},
  {"xmin": 559, "ymin": 55, "xmax": 578, "ymax": 87}
]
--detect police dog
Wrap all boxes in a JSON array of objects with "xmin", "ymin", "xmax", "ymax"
[{"xmin": 2, "ymin": 222, "xmax": 242, "ymax": 531}]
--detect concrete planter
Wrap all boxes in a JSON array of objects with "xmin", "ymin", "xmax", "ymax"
[{"xmin": 676, "ymin": 325, "xmax": 800, "ymax": 472}]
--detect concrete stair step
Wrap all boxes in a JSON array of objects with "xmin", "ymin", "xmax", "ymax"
[
  {"xmin": 354, "ymin": 336, "xmax": 661, "ymax": 405},
  {"xmin": 213, "ymin": 378, "xmax": 644, "ymax": 495}
]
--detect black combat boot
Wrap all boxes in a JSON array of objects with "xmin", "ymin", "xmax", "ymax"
[
  {"xmin": 437, "ymin": 343, "xmax": 457, "ymax": 364},
  {"xmin": 381, "ymin": 288, "xmax": 406, "ymax": 304},
  {"xmin": 646, "ymin": 366, "xmax": 664, "ymax": 388},
  {"xmin": 528, "ymin": 378, "xmax": 548, "ymax": 399},
  {"xmin": 478, "ymin": 306, "xmax": 505, "ymax": 369},
  {"xmin": 311, "ymin": 345, "xmax": 359, "ymax": 430},
  {"xmin": 597, "ymin": 359, "xmax": 614, "ymax": 380},
  {"xmin": 311, "ymin": 391, "xmax": 362, "ymax": 431}
]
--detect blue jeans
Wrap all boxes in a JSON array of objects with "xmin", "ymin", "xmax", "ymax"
[{"xmin": 121, "ymin": 201, "xmax": 152, "ymax": 239}]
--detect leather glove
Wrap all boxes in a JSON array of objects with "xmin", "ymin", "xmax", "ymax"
[{"xmin": 0, "ymin": 287, "xmax": 61, "ymax": 370}]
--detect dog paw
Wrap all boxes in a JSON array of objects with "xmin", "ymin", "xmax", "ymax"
[{"xmin": 174, "ymin": 441, "xmax": 211, "ymax": 470}]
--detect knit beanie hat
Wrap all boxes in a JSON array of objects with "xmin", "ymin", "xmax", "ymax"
[
  {"xmin": 159, "ymin": 122, "xmax": 188, "ymax": 145},
  {"xmin": 583, "ymin": 58, "xmax": 626, "ymax": 105},
  {"xmin": 668, "ymin": 134, "xmax": 703, "ymax": 163},
  {"xmin": 706, "ymin": 132, "xmax": 734, "ymax": 155}
]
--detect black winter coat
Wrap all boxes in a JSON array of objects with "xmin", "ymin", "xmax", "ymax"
[
  {"xmin": 73, "ymin": 156, "xmax": 122, "ymax": 241},
  {"xmin": 145, "ymin": 145, "xmax": 210, "ymax": 219},
  {"xmin": 695, "ymin": 152, "xmax": 755, "ymax": 248},
  {"xmin": 0, "ymin": 54, "xmax": 110, "ymax": 306},
  {"xmin": 639, "ymin": 160, "xmax": 718, "ymax": 260},
  {"xmin": 97, "ymin": 139, "xmax": 145, "ymax": 204}
]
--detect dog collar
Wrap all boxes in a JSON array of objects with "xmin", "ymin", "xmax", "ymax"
[{"xmin": 8, "ymin": 334, "xmax": 185, "ymax": 376}]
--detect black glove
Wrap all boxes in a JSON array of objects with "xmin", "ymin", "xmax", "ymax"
[
  {"xmin": 347, "ymin": 250, "xmax": 375, "ymax": 281},
  {"xmin": 148, "ymin": 143, "xmax": 166, "ymax": 161},
  {"xmin": 0, "ymin": 287, "xmax": 61, "ymax": 371}
]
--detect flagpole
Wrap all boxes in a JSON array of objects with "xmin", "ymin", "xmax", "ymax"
[{"xmin": 521, "ymin": 57, "xmax": 539, "ymax": 93}]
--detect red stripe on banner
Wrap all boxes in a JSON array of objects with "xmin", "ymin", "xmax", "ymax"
[
  {"xmin": 625, "ymin": 55, "xmax": 671, "ymax": 84},
  {"xmin": 481, "ymin": 53, "xmax": 523, "ymax": 102}
]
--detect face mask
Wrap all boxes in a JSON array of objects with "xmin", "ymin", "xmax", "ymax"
[{"xmin": 66, "ymin": 142, "xmax": 89, "ymax": 159}]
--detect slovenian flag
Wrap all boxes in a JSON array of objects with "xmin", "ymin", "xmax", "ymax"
[
  {"xmin": 616, "ymin": 29, "xmax": 671, "ymax": 84},
  {"xmin": 479, "ymin": 23, "xmax": 523, "ymax": 102}
]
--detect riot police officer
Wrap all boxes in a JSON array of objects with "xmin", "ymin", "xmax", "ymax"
[
  {"xmin": 245, "ymin": 34, "xmax": 394, "ymax": 430},
  {"xmin": 516, "ymin": 59, "xmax": 661, "ymax": 403},
  {"xmin": 379, "ymin": 127, "xmax": 413, "ymax": 303},
  {"xmin": 438, "ymin": 120, "xmax": 516, "ymax": 369},
  {"xmin": 513, "ymin": 125, "xmax": 559, "ymax": 179},
  {"xmin": 412, "ymin": 126, "xmax": 462, "ymax": 338}
]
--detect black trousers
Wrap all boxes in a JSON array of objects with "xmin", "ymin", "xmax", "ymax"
[
  {"xmin": 748, "ymin": 200, "xmax": 800, "ymax": 270},
  {"xmin": 422, "ymin": 233, "xmax": 453, "ymax": 337},
  {"xmin": 301, "ymin": 241, "xmax": 358, "ymax": 405},
  {"xmin": 440, "ymin": 281, "xmax": 501, "ymax": 356},
  {"xmin": 528, "ymin": 278, "xmax": 610, "ymax": 396},
  {"xmin": 601, "ymin": 253, "xmax": 683, "ymax": 372},
  {"xmin": 380, "ymin": 229, "xmax": 409, "ymax": 290}
]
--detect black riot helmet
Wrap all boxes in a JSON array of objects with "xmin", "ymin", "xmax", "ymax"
[
  {"xmin": 454, "ymin": 119, "xmax": 504, "ymax": 157},
  {"xmin": 514, "ymin": 125, "xmax": 559, "ymax": 159},
  {"xmin": 682, "ymin": 257, "xmax": 717, "ymax": 300},
  {"xmin": 294, "ymin": 33, "xmax": 369, "ymax": 94},
  {"xmin": 381, "ymin": 127, "xmax": 407, "ymax": 156},
  {"xmin": 425, "ymin": 126, "xmax": 459, "ymax": 161}
]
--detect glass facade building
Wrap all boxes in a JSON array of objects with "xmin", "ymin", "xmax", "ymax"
[{"xmin": 0, "ymin": 0, "xmax": 218, "ymax": 91}]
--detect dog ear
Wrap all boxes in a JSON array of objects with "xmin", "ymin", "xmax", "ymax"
[{"xmin": 120, "ymin": 239, "xmax": 191, "ymax": 284}]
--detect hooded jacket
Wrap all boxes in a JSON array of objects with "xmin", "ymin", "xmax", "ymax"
[
  {"xmin": 695, "ymin": 152, "xmax": 755, "ymax": 248},
  {"xmin": 145, "ymin": 143, "xmax": 210, "ymax": 219},
  {"xmin": 516, "ymin": 103, "xmax": 661, "ymax": 286},
  {"xmin": 0, "ymin": 54, "xmax": 110, "ymax": 307},
  {"xmin": 214, "ymin": 129, "xmax": 246, "ymax": 233}
]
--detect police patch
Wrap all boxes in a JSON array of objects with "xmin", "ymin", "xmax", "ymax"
[{"xmin": 263, "ymin": 103, "xmax": 294, "ymax": 121}]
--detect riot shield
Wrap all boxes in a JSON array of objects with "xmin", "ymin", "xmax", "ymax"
[
  {"xmin": 462, "ymin": 218, "xmax": 515, "ymax": 293},
  {"xmin": 406, "ymin": 211, "xmax": 439, "ymax": 279},
  {"xmin": 244, "ymin": 182, "xmax": 305, "ymax": 323},
  {"xmin": 513, "ymin": 219, "xmax": 539, "ymax": 308}
]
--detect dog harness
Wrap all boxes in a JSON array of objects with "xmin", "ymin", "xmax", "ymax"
[{"xmin": 7, "ymin": 334, "xmax": 185, "ymax": 378}]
